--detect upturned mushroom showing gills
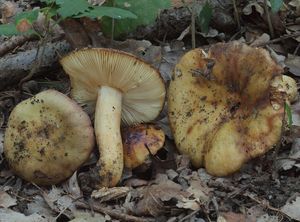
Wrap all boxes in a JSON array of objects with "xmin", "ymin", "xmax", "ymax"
[
  {"xmin": 168, "ymin": 41, "xmax": 297, "ymax": 176},
  {"xmin": 121, "ymin": 124, "xmax": 165, "ymax": 169},
  {"xmin": 4, "ymin": 90, "xmax": 95, "ymax": 185},
  {"xmin": 60, "ymin": 49, "xmax": 165, "ymax": 187}
]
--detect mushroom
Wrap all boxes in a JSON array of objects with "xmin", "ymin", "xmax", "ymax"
[
  {"xmin": 121, "ymin": 124, "xmax": 165, "ymax": 169},
  {"xmin": 60, "ymin": 48, "xmax": 165, "ymax": 187},
  {"xmin": 168, "ymin": 42, "xmax": 296, "ymax": 176},
  {"xmin": 271, "ymin": 75, "xmax": 298, "ymax": 104},
  {"xmin": 4, "ymin": 90, "xmax": 95, "ymax": 185}
]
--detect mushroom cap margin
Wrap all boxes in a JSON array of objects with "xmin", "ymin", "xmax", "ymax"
[
  {"xmin": 60, "ymin": 48, "xmax": 166, "ymax": 125},
  {"xmin": 168, "ymin": 41, "xmax": 285, "ymax": 176},
  {"xmin": 4, "ymin": 89, "xmax": 95, "ymax": 185}
]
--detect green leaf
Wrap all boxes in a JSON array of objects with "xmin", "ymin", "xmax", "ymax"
[
  {"xmin": 78, "ymin": 6, "xmax": 137, "ymax": 19},
  {"xmin": 197, "ymin": 1, "xmax": 212, "ymax": 34},
  {"xmin": 270, "ymin": 0, "xmax": 283, "ymax": 13},
  {"xmin": 0, "ymin": 23, "xmax": 36, "ymax": 36},
  {"xmin": 101, "ymin": 0, "xmax": 171, "ymax": 38},
  {"xmin": 284, "ymin": 102, "xmax": 293, "ymax": 127},
  {"xmin": 14, "ymin": 9, "xmax": 39, "ymax": 25},
  {"xmin": 40, "ymin": 6, "xmax": 59, "ymax": 19},
  {"xmin": 0, "ymin": 24, "xmax": 20, "ymax": 36},
  {"xmin": 40, "ymin": 0, "xmax": 56, "ymax": 4},
  {"xmin": 56, "ymin": 0, "xmax": 90, "ymax": 18}
]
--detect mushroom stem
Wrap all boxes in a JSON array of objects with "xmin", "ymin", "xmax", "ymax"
[{"xmin": 94, "ymin": 86, "xmax": 123, "ymax": 187}]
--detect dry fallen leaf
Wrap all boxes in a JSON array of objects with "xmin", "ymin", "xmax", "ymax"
[
  {"xmin": 24, "ymin": 195, "xmax": 55, "ymax": 220},
  {"xmin": 250, "ymin": 33, "xmax": 270, "ymax": 47},
  {"xmin": 277, "ymin": 138, "xmax": 300, "ymax": 170},
  {"xmin": 256, "ymin": 214, "xmax": 279, "ymax": 222},
  {"xmin": 0, "ymin": 191, "xmax": 17, "ymax": 208},
  {"xmin": 92, "ymin": 187, "xmax": 131, "ymax": 202},
  {"xmin": 0, "ymin": 208, "xmax": 48, "ymax": 222},
  {"xmin": 69, "ymin": 212, "xmax": 107, "ymax": 222},
  {"xmin": 220, "ymin": 212, "xmax": 246, "ymax": 222},
  {"xmin": 133, "ymin": 177, "xmax": 190, "ymax": 216},
  {"xmin": 285, "ymin": 54, "xmax": 300, "ymax": 76},
  {"xmin": 289, "ymin": 0, "xmax": 300, "ymax": 16},
  {"xmin": 243, "ymin": 2, "xmax": 264, "ymax": 16},
  {"xmin": 62, "ymin": 172, "xmax": 82, "ymax": 198},
  {"xmin": 281, "ymin": 196, "xmax": 300, "ymax": 221},
  {"xmin": 42, "ymin": 187, "xmax": 76, "ymax": 218}
]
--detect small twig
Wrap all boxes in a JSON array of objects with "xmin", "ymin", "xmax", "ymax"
[
  {"xmin": 179, "ymin": 209, "xmax": 200, "ymax": 222},
  {"xmin": 191, "ymin": 0, "xmax": 196, "ymax": 49},
  {"xmin": 18, "ymin": 18, "xmax": 51, "ymax": 89},
  {"xmin": 276, "ymin": 157, "xmax": 299, "ymax": 162},
  {"xmin": 0, "ymin": 35, "xmax": 36, "ymax": 57},
  {"xmin": 76, "ymin": 201, "xmax": 155, "ymax": 222},
  {"xmin": 263, "ymin": 0, "xmax": 275, "ymax": 38},
  {"xmin": 18, "ymin": 37, "xmax": 47, "ymax": 89},
  {"xmin": 54, "ymin": 196, "xmax": 83, "ymax": 220},
  {"xmin": 293, "ymin": 43, "xmax": 300, "ymax": 55},
  {"xmin": 255, "ymin": 32, "xmax": 300, "ymax": 47},
  {"xmin": 232, "ymin": 0, "xmax": 240, "ymax": 30},
  {"xmin": 244, "ymin": 193, "xmax": 290, "ymax": 219}
]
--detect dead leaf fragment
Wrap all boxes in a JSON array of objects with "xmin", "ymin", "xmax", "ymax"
[
  {"xmin": 285, "ymin": 54, "xmax": 300, "ymax": 76},
  {"xmin": 133, "ymin": 179, "xmax": 190, "ymax": 216},
  {"xmin": 220, "ymin": 212, "xmax": 246, "ymax": 222},
  {"xmin": 281, "ymin": 196, "xmax": 300, "ymax": 221},
  {"xmin": 91, "ymin": 187, "xmax": 131, "ymax": 202},
  {"xmin": 69, "ymin": 212, "xmax": 107, "ymax": 221},
  {"xmin": 0, "ymin": 208, "xmax": 48, "ymax": 222},
  {"xmin": 243, "ymin": 2, "xmax": 264, "ymax": 16},
  {"xmin": 0, "ymin": 191, "xmax": 17, "ymax": 208},
  {"xmin": 250, "ymin": 33, "xmax": 270, "ymax": 46},
  {"xmin": 0, "ymin": 1, "xmax": 17, "ymax": 23}
]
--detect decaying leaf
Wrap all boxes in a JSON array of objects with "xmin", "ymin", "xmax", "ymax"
[
  {"xmin": 289, "ymin": 0, "xmax": 300, "ymax": 16},
  {"xmin": 130, "ymin": 172, "xmax": 211, "ymax": 216},
  {"xmin": 256, "ymin": 214, "xmax": 279, "ymax": 222},
  {"xmin": 62, "ymin": 172, "xmax": 82, "ymax": 198},
  {"xmin": 92, "ymin": 187, "xmax": 131, "ymax": 202},
  {"xmin": 42, "ymin": 187, "xmax": 76, "ymax": 218},
  {"xmin": 25, "ymin": 195, "xmax": 56, "ymax": 220},
  {"xmin": 250, "ymin": 33, "xmax": 270, "ymax": 47},
  {"xmin": 219, "ymin": 212, "xmax": 246, "ymax": 222},
  {"xmin": 277, "ymin": 138, "xmax": 300, "ymax": 170},
  {"xmin": 69, "ymin": 212, "xmax": 107, "ymax": 222},
  {"xmin": 243, "ymin": 1, "xmax": 264, "ymax": 16},
  {"xmin": 0, "ymin": 208, "xmax": 48, "ymax": 222},
  {"xmin": 281, "ymin": 196, "xmax": 300, "ymax": 221},
  {"xmin": 0, "ymin": 191, "xmax": 17, "ymax": 208},
  {"xmin": 285, "ymin": 54, "xmax": 300, "ymax": 76},
  {"xmin": 133, "ymin": 176, "xmax": 190, "ymax": 216}
]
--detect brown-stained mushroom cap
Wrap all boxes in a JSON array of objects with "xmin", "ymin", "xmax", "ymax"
[
  {"xmin": 122, "ymin": 124, "xmax": 165, "ymax": 169},
  {"xmin": 60, "ymin": 48, "xmax": 166, "ymax": 187},
  {"xmin": 4, "ymin": 90, "xmax": 95, "ymax": 185},
  {"xmin": 168, "ymin": 42, "xmax": 287, "ymax": 176}
]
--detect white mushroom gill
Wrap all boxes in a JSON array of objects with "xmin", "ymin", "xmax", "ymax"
[{"xmin": 60, "ymin": 48, "xmax": 165, "ymax": 188}]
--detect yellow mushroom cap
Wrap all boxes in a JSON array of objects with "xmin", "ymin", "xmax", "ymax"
[
  {"xmin": 122, "ymin": 124, "xmax": 165, "ymax": 169},
  {"xmin": 168, "ymin": 42, "xmax": 286, "ymax": 176},
  {"xmin": 4, "ymin": 90, "xmax": 95, "ymax": 185},
  {"xmin": 60, "ymin": 48, "xmax": 166, "ymax": 125}
]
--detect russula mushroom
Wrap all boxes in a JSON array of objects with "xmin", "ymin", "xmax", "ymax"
[
  {"xmin": 168, "ymin": 41, "xmax": 296, "ymax": 176},
  {"xmin": 271, "ymin": 75, "xmax": 298, "ymax": 104},
  {"xmin": 60, "ymin": 48, "xmax": 165, "ymax": 187},
  {"xmin": 121, "ymin": 124, "xmax": 165, "ymax": 169},
  {"xmin": 4, "ymin": 90, "xmax": 94, "ymax": 185}
]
